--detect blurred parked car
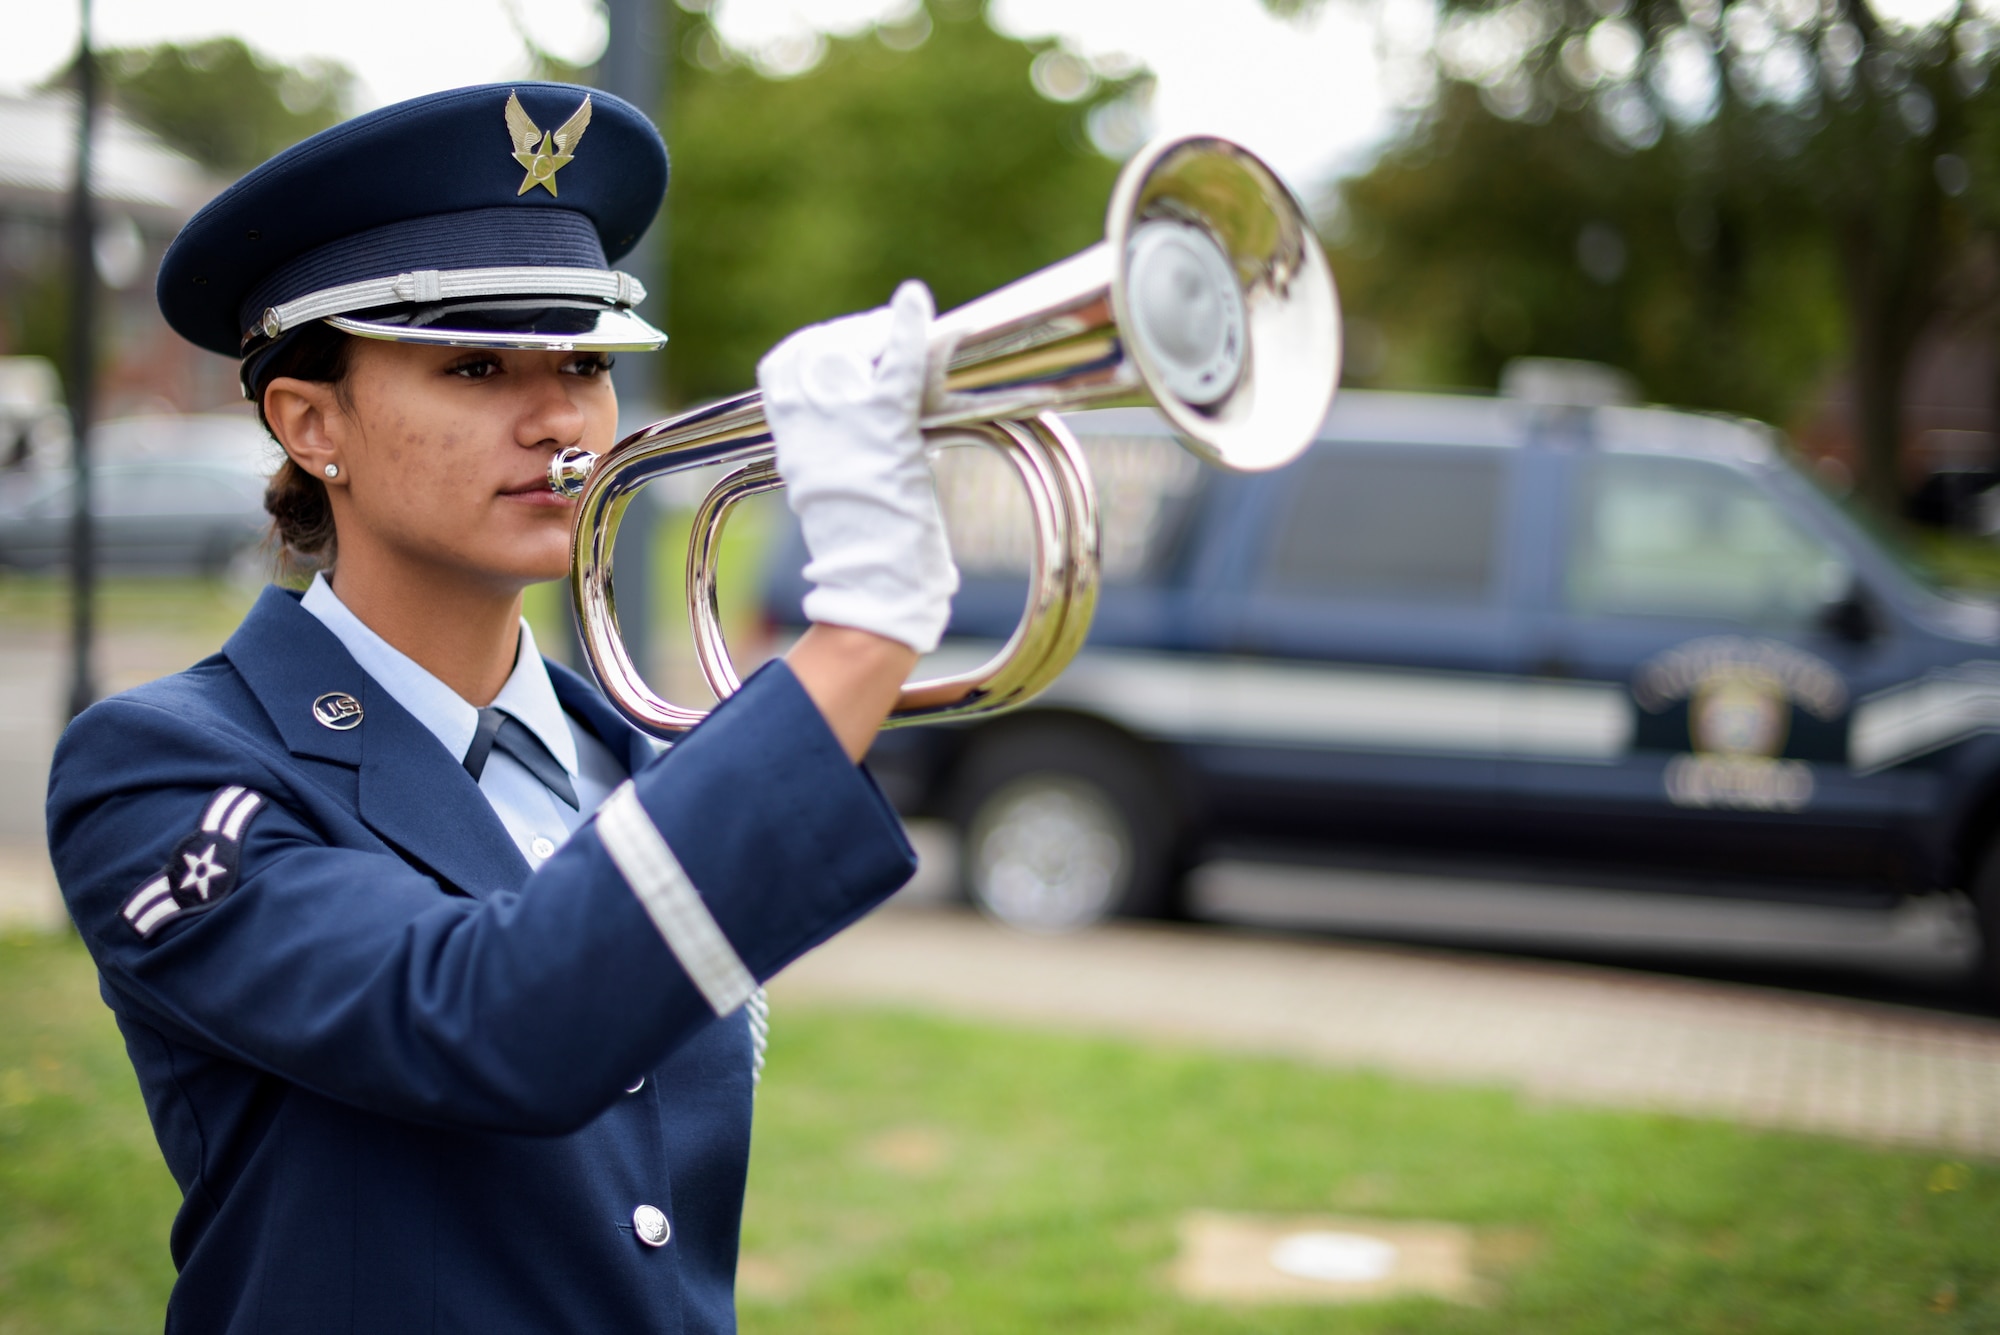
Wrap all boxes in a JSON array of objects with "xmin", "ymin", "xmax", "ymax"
[
  {"xmin": 87, "ymin": 413, "xmax": 274, "ymax": 470},
  {"xmin": 766, "ymin": 390, "xmax": 2000, "ymax": 994},
  {"xmin": 0, "ymin": 453, "xmax": 270, "ymax": 577}
]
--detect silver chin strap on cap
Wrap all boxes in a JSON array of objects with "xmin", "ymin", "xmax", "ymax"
[
  {"xmin": 235, "ymin": 265, "xmax": 668, "ymax": 399},
  {"xmin": 242, "ymin": 265, "xmax": 650, "ymax": 351}
]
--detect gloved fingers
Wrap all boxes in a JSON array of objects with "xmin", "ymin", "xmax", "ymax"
[
  {"xmin": 877, "ymin": 280, "xmax": 935, "ymax": 405},
  {"xmin": 888, "ymin": 279, "xmax": 934, "ymax": 335},
  {"xmin": 758, "ymin": 277, "xmax": 955, "ymax": 652},
  {"xmin": 759, "ymin": 306, "xmax": 896, "ymax": 411},
  {"xmin": 883, "ymin": 282, "xmax": 937, "ymax": 412}
]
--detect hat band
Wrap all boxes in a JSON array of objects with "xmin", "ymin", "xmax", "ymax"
[{"xmin": 244, "ymin": 265, "xmax": 648, "ymax": 351}]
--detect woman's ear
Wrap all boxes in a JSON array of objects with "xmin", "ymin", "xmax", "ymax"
[{"xmin": 263, "ymin": 377, "xmax": 348, "ymax": 483}]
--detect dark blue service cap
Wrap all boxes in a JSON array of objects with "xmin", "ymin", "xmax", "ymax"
[{"xmin": 157, "ymin": 81, "xmax": 669, "ymax": 375}]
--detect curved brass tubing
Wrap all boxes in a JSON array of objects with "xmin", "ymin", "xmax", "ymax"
[{"xmin": 554, "ymin": 132, "xmax": 1340, "ymax": 738}]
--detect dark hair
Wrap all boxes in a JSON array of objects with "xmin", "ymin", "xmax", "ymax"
[{"xmin": 252, "ymin": 323, "xmax": 355, "ymax": 578}]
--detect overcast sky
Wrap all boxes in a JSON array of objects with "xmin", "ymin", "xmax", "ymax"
[{"xmin": 2, "ymin": 0, "xmax": 1399, "ymax": 195}]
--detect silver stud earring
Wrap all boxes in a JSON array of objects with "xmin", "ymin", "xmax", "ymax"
[{"xmin": 323, "ymin": 463, "xmax": 339, "ymax": 479}]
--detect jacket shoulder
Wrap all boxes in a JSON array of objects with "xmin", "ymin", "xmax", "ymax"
[
  {"xmin": 49, "ymin": 653, "xmax": 292, "ymax": 825},
  {"xmin": 62, "ymin": 653, "xmax": 276, "ymax": 758}
]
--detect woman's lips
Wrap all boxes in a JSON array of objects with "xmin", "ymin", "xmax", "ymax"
[{"xmin": 499, "ymin": 480, "xmax": 575, "ymax": 507}]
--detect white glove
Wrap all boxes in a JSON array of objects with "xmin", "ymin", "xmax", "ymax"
[{"xmin": 758, "ymin": 280, "xmax": 960, "ymax": 655}]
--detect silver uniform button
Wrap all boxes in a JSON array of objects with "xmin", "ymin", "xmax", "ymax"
[
  {"xmin": 529, "ymin": 835, "xmax": 556, "ymax": 860},
  {"xmin": 626, "ymin": 1075, "xmax": 646, "ymax": 1094},
  {"xmin": 633, "ymin": 1204, "xmax": 670, "ymax": 1247}
]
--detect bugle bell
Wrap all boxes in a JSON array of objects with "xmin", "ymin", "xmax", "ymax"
[{"xmin": 550, "ymin": 133, "xmax": 1342, "ymax": 737}]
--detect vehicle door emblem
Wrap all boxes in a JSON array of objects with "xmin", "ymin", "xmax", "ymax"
[{"xmin": 1634, "ymin": 637, "xmax": 1844, "ymax": 813}]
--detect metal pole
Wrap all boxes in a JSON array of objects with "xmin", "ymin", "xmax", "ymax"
[
  {"xmin": 64, "ymin": 0, "xmax": 98, "ymax": 721},
  {"xmin": 592, "ymin": 0, "xmax": 667, "ymax": 682},
  {"xmin": 602, "ymin": 0, "xmax": 665, "ymax": 410}
]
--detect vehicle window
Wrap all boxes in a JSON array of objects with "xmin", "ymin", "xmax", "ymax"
[
  {"xmin": 18, "ymin": 468, "xmax": 259, "ymax": 519},
  {"xmin": 932, "ymin": 433, "xmax": 1204, "ymax": 584},
  {"xmin": 22, "ymin": 478, "xmax": 74, "ymax": 518},
  {"xmin": 97, "ymin": 469, "xmax": 172, "ymax": 516},
  {"xmin": 1567, "ymin": 454, "xmax": 1848, "ymax": 627},
  {"xmin": 1261, "ymin": 446, "xmax": 1505, "ymax": 603}
]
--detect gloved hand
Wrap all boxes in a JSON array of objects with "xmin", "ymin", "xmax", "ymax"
[{"xmin": 758, "ymin": 280, "xmax": 960, "ymax": 655}]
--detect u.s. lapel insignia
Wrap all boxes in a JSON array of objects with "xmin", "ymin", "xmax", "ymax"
[
  {"xmin": 312, "ymin": 691, "xmax": 364, "ymax": 730},
  {"xmin": 505, "ymin": 90, "xmax": 592, "ymax": 198}
]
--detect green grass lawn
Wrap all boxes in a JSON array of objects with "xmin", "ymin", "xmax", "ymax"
[
  {"xmin": 1911, "ymin": 530, "xmax": 2000, "ymax": 594},
  {"xmin": 2, "ymin": 930, "xmax": 1994, "ymax": 1332},
  {"xmin": 0, "ymin": 573, "xmax": 260, "ymax": 647},
  {"xmin": 0, "ymin": 934, "xmax": 180, "ymax": 1335}
]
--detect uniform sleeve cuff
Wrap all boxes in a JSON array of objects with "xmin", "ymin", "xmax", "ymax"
[
  {"xmin": 595, "ymin": 782, "xmax": 759, "ymax": 1015},
  {"xmin": 613, "ymin": 659, "xmax": 917, "ymax": 987}
]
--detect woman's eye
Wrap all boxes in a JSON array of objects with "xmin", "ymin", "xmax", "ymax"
[
  {"xmin": 566, "ymin": 354, "xmax": 615, "ymax": 377},
  {"xmin": 448, "ymin": 357, "xmax": 501, "ymax": 380}
]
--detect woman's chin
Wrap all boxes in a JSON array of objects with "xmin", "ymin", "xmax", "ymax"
[
  {"xmin": 513, "ymin": 550, "xmax": 576, "ymax": 585},
  {"xmin": 460, "ymin": 538, "xmax": 573, "ymax": 588},
  {"xmin": 490, "ymin": 500, "xmax": 576, "ymax": 552}
]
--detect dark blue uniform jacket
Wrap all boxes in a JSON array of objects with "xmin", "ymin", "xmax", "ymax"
[{"xmin": 45, "ymin": 586, "xmax": 916, "ymax": 1333}]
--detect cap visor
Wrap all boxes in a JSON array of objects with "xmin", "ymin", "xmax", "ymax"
[{"xmin": 325, "ymin": 302, "xmax": 666, "ymax": 351}]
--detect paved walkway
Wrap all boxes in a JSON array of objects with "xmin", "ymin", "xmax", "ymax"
[
  {"xmin": 773, "ymin": 905, "xmax": 2000, "ymax": 1157},
  {"xmin": 0, "ymin": 843, "xmax": 62, "ymax": 932}
]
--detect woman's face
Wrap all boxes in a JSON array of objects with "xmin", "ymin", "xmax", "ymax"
[{"xmin": 322, "ymin": 340, "xmax": 618, "ymax": 590}]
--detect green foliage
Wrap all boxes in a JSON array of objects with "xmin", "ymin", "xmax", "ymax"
[
  {"xmin": 1320, "ymin": 0, "xmax": 2000, "ymax": 512},
  {"xmin": 5, "ymin": 931, "xmax": 1997, "ymax": 1331},
  {"xmin": 1333, "ymin": 85, "xmax": 1847, "ymax": 427},
  {"xmin": 0, "ymin": 264, "xmax": 72, "ymax": 370},
  {"xmin": 661, "ymin": 3, "xmax": 1126, "ymax": 405},
  {"xmin": 37, "ymin": 14, "xmax": 1119, "ymax": 414},
  {"xmin": 94, "ymin": 38, "xmax": 352, "ymax": 174}
]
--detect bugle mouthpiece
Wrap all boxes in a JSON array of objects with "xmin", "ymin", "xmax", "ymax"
[{"xmin": 549, "ymin": 447, "xmax": 598, "ymax": 498}]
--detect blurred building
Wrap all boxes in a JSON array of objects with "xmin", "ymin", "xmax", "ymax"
[
  {"xmin": 1793, "ymin": 327, "xmax": 1998, "ymax": 524},
  {"xmin": 0, "ymin": 90, "xmax": 236, "ymax": 426}
]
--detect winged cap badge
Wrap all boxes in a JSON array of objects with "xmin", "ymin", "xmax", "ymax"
[{"xmin": 505, "ymin": 91, "xmax": 592, "ymax": 198}]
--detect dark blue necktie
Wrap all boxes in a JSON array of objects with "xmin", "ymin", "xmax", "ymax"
[{"xmin": 464, "ymin": 706, "xmax": 579, "ymax": 809}]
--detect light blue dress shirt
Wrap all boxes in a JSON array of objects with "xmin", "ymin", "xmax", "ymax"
[{"xmin": 300, "ymin": 574, "xmax": 627, "ymax": 867}]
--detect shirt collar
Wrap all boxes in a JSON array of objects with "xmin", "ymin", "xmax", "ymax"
[
  {"xmin": 488, "ymin": 618, "xmax": 579, "ymax": 776},
  {"xmin": 299, "ymin": 573, "xmax": 578, "ymax": 776}
]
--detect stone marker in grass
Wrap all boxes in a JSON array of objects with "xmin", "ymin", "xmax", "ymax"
[{"xmin": 1174, "ymin": 1210, "xmax": 1479, "ymax": 1304}]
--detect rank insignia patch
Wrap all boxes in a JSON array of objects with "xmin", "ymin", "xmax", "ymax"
[{"xmin": 122, "ymin": 786, "xmax": 267, "ymax": 940}]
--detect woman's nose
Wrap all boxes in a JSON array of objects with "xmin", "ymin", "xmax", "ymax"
[{"xmin": 518, "ymin": 368, "xmax": 589, "ymax": 448}]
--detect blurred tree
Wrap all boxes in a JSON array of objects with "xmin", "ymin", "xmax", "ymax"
[
  {"xmin": 657, "ymin": 0, "xmax": 1129, "ymax": 406},
  {"xmin": 1304, "ymin": 0, "xmax": 2000, "ymax": 512},
  {"xmin": 1331, "ymin": 83, "xmax": 1846, "ymax": 429},
  {"xmin": 92, "ymin": 38, "xmax": 352, "ymax": 174},
  {"xmin": 17, "ymin": 40, "xmax": 353, "ymax": 386}
]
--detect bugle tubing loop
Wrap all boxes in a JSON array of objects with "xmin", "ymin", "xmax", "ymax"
[{"xmin": 557, "ymin": 133, "xmax": 1341, "ymax": 738}]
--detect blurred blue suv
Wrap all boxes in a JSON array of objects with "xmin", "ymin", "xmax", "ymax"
[{"xmin": 764, "ymin": 389, "xmax": 2000, "ymax": 993}]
